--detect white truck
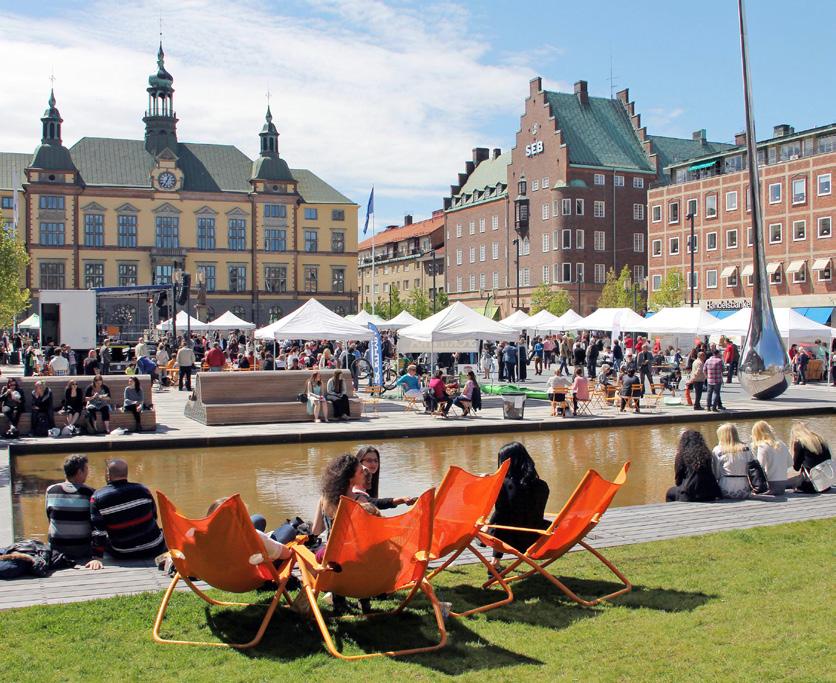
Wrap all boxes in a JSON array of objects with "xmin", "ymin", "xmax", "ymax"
[{"xmin": 38, "ymin": 289, "xmax": 97, "ymax": 349}]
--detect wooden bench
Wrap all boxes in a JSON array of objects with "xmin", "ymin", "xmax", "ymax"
[
  {"xmin": 183, "ymin": 370, "xmax": 361, "ymax": 426},
  {"xmin": 0, "ymin": 375, "xmax": 156, "ymax": 434}
]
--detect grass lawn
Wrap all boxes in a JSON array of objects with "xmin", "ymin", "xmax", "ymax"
[{"xmin": 1, "ymin": 519, "xmax": 831, "ymax": 682}]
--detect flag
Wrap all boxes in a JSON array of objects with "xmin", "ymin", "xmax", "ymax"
[{"xmin": 363, "ymin": 187, "xmax": 374, "ymax": 235}]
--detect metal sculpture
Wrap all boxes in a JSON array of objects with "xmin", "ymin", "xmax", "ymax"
[{"xmin": 736, "ymin": 0, "xmax": 790, "ymax": 399}]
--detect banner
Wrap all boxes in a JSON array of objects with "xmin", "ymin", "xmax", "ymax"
[{"xmin": 368, "ymin": 322, "xmax": 383, "ymax": 386}]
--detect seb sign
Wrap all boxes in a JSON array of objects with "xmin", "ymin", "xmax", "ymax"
[{"xmin": 525, "ymin": 140, "xmax": 544, "ymax": 157}]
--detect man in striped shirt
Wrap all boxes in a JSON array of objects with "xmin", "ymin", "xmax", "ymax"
[
  {"xmin": 45, "ymin": 454, "xmax": 102, "ymax": 569},
  {"xmin": 90, "ymin": 459, "xmax": 167, "ymax": 560}
]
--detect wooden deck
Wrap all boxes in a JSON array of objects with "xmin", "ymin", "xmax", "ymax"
[{"xmin": 2, "ymin": 491, "xmax": 833, "ymax": 611}]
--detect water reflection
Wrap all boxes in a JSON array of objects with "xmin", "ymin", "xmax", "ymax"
[{"xmin": 12, "ymin": 415, "xmax": 834, "ymax": 541}]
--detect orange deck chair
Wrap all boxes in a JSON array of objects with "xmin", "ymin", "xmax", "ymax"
[
  {"xmin": 293, "ymin": 489, "xmax": 447, "ymax": 661},
  {"xmin": 152, "ymin": 492, "xmax": 297, "ymax": 649},
  {"xmin": 480, "ymin": 462, "xmax": 632, "ymax": 607},
  {"xmin": 424, "ymin": 460, "xmax": 513, "ymax": 617}
]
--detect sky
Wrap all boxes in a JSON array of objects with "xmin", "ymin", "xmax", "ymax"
[{"xmin": 1, "ymin": 0, "xmax": 834, "ymax": 236}]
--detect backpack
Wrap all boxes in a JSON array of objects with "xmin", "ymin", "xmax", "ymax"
[
  {"xmin": 747, "ymin": 459, "xmax": 770, "ymax": 494},
  {"xmin": 32, "ymin": 411, "xmax": 51, "ymax": 437}
]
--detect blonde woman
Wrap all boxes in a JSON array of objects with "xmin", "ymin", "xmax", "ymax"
[
  {"xmin": 712, "ymin": 423, "xmax": 752, "ymax": 498},
  {"xmin": 305, "ymin": 371, "xmax": 328, "ymax": 423},
  {"xmin": 788, "ymin": 422, "xmax": 832, "ymax": 493},
  {"xmin": 318, "ymin": 348, "xmax": 333, "ymax": 369},
  {"xmin": 750, "ymin": 421, "xmax": 792, "ymax": 495}
]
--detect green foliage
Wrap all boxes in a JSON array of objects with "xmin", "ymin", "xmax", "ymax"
[
  {"xmin": 529, "ymin": 283, "xmax": 573, "ymax": 316},
  {"xmin": 0, "ymin": 221, "xmax": 30, "ymax": 327},
  {"xmin": 648, "ymin": 270, "xmax": 685, "ymax": 311},
  {"xmin": 434, "ymin": 288, "xmax": 448, "ymax": 312},
  {"xmin": 387, "ymin": 285, "xmax": 405, "ymax": 318},
  {"xmin": 405, "ymin": 287, "xmax": 431, "ymax": 319},
  {"xmin": 596, "ymin": 265, "xmax": 632, "ymax": 308}
]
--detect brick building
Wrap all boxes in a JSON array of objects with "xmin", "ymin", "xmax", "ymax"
[{"xmin": 647, "ymin": 123, "xmax": 835, "ymax": 323}]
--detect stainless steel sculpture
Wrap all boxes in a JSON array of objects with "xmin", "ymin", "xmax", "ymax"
[{"xmin": 737, "ymin": 0, "xmax": 790, "ymax": 399}]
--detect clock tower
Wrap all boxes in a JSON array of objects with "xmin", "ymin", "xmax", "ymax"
[{"xmin": 142, "ymin": 42, "xmax": 178, "ymax": 156}]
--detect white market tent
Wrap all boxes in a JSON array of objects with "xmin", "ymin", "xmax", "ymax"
[
  {"xmin": 642, "ymin": 307, "xmax": 720, "ymax": 336},
  {"xmin": 564, "ymin": 307, "xmax": 648, "ymax": 336},
  {"xmin": 525, "ymin": 309, "xmax": 565, "ymax": 333},
  {"xmin": 705, "ymin": 307, "xmax": 836, "ymax": 344},
  {"xmin": 347, "ymin": 310, "xmax": 388, "ymax": 327},
  {"xmin": 156, "ymin": 310, "xmax": 211, "ymax": 332},
  {"xmin": 206, "ymin": 310, "xmax": 256, "ymax": 331},
  {"xmin": 555, "ymin": 309, "xmax": 583, "ymax": 329},
  {"xmin": 18, "ymin": 313, "xmax": 40, "ymax": 330},
  {"xmin": 398, "ymin": 301, "xmax": 518, "ymax": 353},
  {"xmin": 384, "ymin": 310, "xmax": 420, "ymax": 330},
  {"xmin": 254, "ymin": 298, "xmax": 374, "ymax": 341},
  {"xmin": 500, "ymin": 310, "xmax": 532, "ymax": 331}
]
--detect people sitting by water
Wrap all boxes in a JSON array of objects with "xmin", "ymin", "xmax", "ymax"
[
  {"xmin": 206, "ymin": 497, "xmax": 291, "ymax": 564},
  {"xmin": 122, "ymin": 376, "xmax": 147, "ymax": 432},
  {"xmin": 665, "ymin": 430, "xmax": 721, "ymax": 502},
  {"xmin": 90, "ymin": 459, "xmax": 167, "ymax": 561},
  {"xmin": 45, "ymin": 454, "xmax": 102, "ymax": 570},
  {"xmin": 394, "ymin": 364, "xmax": 423, "ymax": 401},
  {"xmin": 1, "ymin": 377, "xmax": 24, "ymax": 437},
  {"xmin": 712, "ymin": 423, "xmax": 753, "ymax": 499},
  {"xmin": 84, "ymin": 374, "xmax": 112, "ymax": 434},
  {"xmin": 547, "ymin": 368, "xmax": 571, "ymax": 416},
  {"xmin": 619, "ymin": 367, "xmax": 641, "ymax": 413},
  {"xmin": 449, "ymin": 370, "xmax": 478, "ymax": 417},
  {"xmin": 306, "ymin": 370, "xmax": 328, "ymax": 423},
  {"xmin": 570, "ymin": 367, "xmax": 589, "ymax": 416},
  {"xmin": 749, "ymin": 420, "xmax": 792, "ymax": 496},
  {"xmin": 353, "ymin": 446, "xmax": 417, "ymax": 510},
  {"xmin": 30, "ymin": 381, "xmax": 55, "ymax": 436},
  {"xmin": 488, "ymin": 442, "xmax": 550, "ymax": 574},
  {"xmin": 61, "ymin": 379, "xmax": 84, "ymax": 433},
  {"xmin": 326, "ymin": 369, "xmax": 351, "ymax": 421},
  {"xmin": 425, "ymin": 369, "xmax": 452, "ymax": 415},
  {"xmin": 787, "ymin": 422, "xmax": 832, "ymax": 493}
]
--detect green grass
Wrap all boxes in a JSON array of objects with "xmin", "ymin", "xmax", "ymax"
[{"xmin": 1, "ymin": 520, "xmax": 832, "ymax": 682}]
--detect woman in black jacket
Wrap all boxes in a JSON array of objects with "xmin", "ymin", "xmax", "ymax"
[
  {"xmin": 788, "ymin": 422, "xmax": 832, "ymax": 493},
  {"xmin": 488, "ymin": 442, "xmax": 550, "ymax": 572},
  {"xmin": 665, "ymin": 430, "xmax": 722, "ymax": 502},
  {"xmin": 62, "ymin": 379, "xmax": 84, "ymax": 431}
]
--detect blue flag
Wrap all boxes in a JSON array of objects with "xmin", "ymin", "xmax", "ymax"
[{"xmin": 363, "ymin": 187, "xmax": 374, "ymax": 235}]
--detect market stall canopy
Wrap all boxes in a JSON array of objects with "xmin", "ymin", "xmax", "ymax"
[
  {"xmin": 554, "ymin": 309, "xmax": 583, "ymax": 329},
  {"xmin": 525, "ymin": 309, "xmax": 565, "ymax": 333},
  {"xmin": 398, "ymin": 301, "xmax": 518, "ymax": 353},
  {"xmin": 347, "ymin": 310, "xmax": 388, "ymax": 327},
  {"xmin": 18, "ymin": 313, "xmax": 40, "ymax": 329},
  {"xmin": 642, "ymin": 307, "xmax": 720, "ymax": 336},
  {"xmin": 383, "ymin": 310, "xmax": 420, "ymax": 330},
  {"xmin": 254, "ymin": 298, "xmax": 374, "ymax": 341},
  {"xmin": 706, "ymin": 307, "xmax": 836, "ymax": 343},
  {"xmin": 563, "ymin": 307, "xmax": 648, "ymax": 335},
  {"xmin": 500, "ymin": 310, "xmax": 532, "ymax": 331},
  {"xmin": 156, "ymin": 310, "xmax": 210, "ymax": 332},
  {"xmin": 206, "ymin": 310, "xmax": 256, "ymax": 331}
]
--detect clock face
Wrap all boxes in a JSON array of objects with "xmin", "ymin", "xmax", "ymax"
[{"xmin": 158, "ymin": 172, "xmax": 177, "ymax": 190}]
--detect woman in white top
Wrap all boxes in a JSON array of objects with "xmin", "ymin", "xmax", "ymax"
[
  {"xmin": 749, "ymin": 420, "xmax": 792, "ymax": 495},
  {"xmin": 712, "ymin": 423, "xmax": 753, "ymax": 499},
  {"xmin": 547, "ymin": 368, "xmax": 572, "ymax": 417}
]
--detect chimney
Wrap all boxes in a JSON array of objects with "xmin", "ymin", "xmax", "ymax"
[
  {"xmin": 472, "ymin": 147, "xmax": 489, "ymax": 165},
  {"xmin": 773, "ymin": 124, "xmax": 793, "ymax": 138},
  {"xmin": 734, "ymin": 131, "xmax": 747, "ymax": 146},
  {"xmin": 692, "ymin": 129, "xmax": 707, "ymax": 145},
  {"xmin": 403, "ymin": 214, "xmax": 413, "ymax": 226},
  {"xmin": 492, "ymin": 147, "xmax": 501, "ymax": 160},
  {"xmin": 574, "ymin": 80, "xmax": 588, "ymax": 106}
]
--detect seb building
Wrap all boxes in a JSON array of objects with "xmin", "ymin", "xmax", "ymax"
[{"xmin": 445, "ymin": 76, "xmax": 706, "ymax": 316}]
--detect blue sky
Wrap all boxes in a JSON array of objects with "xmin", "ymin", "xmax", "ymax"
[{"xmin": 1, "ymin": 0, "xmax": 833, "ymax": 236}]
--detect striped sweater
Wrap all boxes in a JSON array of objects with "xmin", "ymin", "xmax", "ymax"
[
  {"xmin": 45, "ymin": 481, "xmax": 95, "ymax": 561},
  {"xmin": 90, "ymin": 480, "xmax": 166, "ymax": 559}
]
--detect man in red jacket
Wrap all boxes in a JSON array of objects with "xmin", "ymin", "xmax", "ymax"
[
  {"xmin": 204, "ymin": 342, "xmax": 226, "ymax": 372},
  {"xmin": 723, "ymin": 340, "xmax": 738, "ymax": 384}
]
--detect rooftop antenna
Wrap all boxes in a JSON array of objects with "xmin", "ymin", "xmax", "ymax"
[
  {"xmin": 608, "ymin": 51, "xmax": 618, "ymax": 99},
  {"xmin": 266, "ymin": 87, "xmax": 271, "ymax": 107}
]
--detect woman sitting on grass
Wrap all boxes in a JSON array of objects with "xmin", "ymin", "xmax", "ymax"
[
  {"xmin": 787, "ymin": 422, "xmax": 832, "ymax": 493},
  {"xmin": 712, "ymin": 423, "xmax": 753, "ymax": 499},
  {"xmin": 665, "ymin": 430, "xmax": 721, "ymax": 502},
  {"xmin": 351, "ymin": 445, "xmax": 417, "ymax": 510},
  {"xmin": 750, "ymin": 420, "xmax": 792, "ymax": 495}
]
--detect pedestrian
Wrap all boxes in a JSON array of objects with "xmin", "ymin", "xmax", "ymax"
[
  {"xmin": 704, "ymin": 349, "xmax": 724, "ymax": 412},
  {"xmin": 176, "ymin": 340, "xmax": 196, "ymax": 391},
  {"xmin": 723, "ymin": 339, "xmax": 738, "ymax": 384},
  {"xmin": 637, "ymin": 343, "xmax": 655, "ymax": 394},
  {"xmin": 99, "ymin": 338, "xmax": 111, "ymax": 375},
  {"xmin": 689, "ymin": 351, "xmax": 707, "ymax": 410},
  {"xmin": 502, "ymin": 341, "xmax": 518, "ymax": 383}
]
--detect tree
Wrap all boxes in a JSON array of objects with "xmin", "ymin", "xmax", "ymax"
[
  {"xmin": 387, "ymin": 285, "xmax": 405, "ymax": 318},
  {"xmin": 529, "ymin": 283, "xmax": 573, "ymax": 316},
  {"xmin": 0, "ymin": 221, "xmax": 30, "ymax": 328},
  {"xmin": 405, "ymin": 287, "xmax": 431, "ymax": 319},
  {"xmin": 648, "ymin": 270, "xmax": 685, "ymax": 311},
  {"xmin": 434, "ymin": 289, "xmax": 449, "ymax": 311},
  {"xmin": 596, "ymin": 266, "xmax": 633, "ymax": 308}
]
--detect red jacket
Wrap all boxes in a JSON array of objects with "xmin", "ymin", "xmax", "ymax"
[
  {"xmin": 723, "ymin": 343, "xmax": 736, "ymax": 363},
  {"xmin": 205, "ymin": 347, "xmax": 226, "ymax": 368}
]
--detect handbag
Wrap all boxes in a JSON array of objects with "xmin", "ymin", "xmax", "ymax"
[
  {"xmin": 746, "ymin": 459, "xmax": 769, "ymax": 494},
  {"xmin": 805, "ymin": 460, "xmax": 835, "ymax": 492},
  {"xmin": 297, "ymin": 393, "xmax": 307, "ymax": 404}
]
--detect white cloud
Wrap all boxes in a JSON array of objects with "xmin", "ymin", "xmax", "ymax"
[{"xmin": 643, "ymin": 106, "xmax": 686, "ymax": 134}]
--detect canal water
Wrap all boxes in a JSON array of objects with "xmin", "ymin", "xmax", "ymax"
[{"xmin": 12, "ymin": 415, "xmax": 835, "ymax": 542}]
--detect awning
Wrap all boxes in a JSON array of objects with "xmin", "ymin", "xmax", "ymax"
[
  {"xmin": 812, "ymin": 258, "xmax": 831, "ymax": 271},
  {"xmin": 710, "ymin": 309, "xmax": 740, "ymax": 319},
  {"xmin": 786, "ymin": 260, "xmax": 806, "ymax": 274},
  {"xmin": 800, "ymin": 307, "xmax": 833, "ymax": 325},
  {"xmin": 766, "ymin": 262, "xmax": 782, "ymax": 275},
  {"xmin": 741, "ymin": 264, "xmax": 754, "ymax": 277},
  {"xmin": 721, "ymin": 266, "xmax": 738, "ymax": 278},
  {"xmin": 688, "ymin": 160, "xmax": 717, "ymax": 171}
]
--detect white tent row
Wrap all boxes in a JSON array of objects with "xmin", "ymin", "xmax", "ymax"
[
  {"xmin": 563, "ymin": 307, "xmax": 648, "ymax": 336},
  {"xmin": 397, "ymin": 301, "xmax": 518, "ymax": 353},
  {"xmin": 18, "ymin": 313, "xmax": 40, "ymax": 330},
  {"xmin": 524, "ymin": 308, "xmax": 584, "ymax": 333},
  {"xmin": 705, "ymin": 307, "xmax": 835, "ymax": 344},
  {"xmin": 156, "ymin": 310, "xmax": 211, "ymax": 332},
  {"xmin": 500, "ymin": 310, "xmax": 531, "ymax": 331},
  {"xmin": 384, "ymin": 310, "xmax": 420, "ymax": 330},
  {"xmin": 206, "ymin": 310, "xmax": 255, "ymax": 331},
  {"xmin": 254, "ymin": 298, "xmax": 374, "ymax": 341},
  {"xmin": 642, "ymin": 307, "xmax": 720, "ymax": 336},
  {"xmin": 346, "ymin": 310, "xmax": 388, "ymax": 327}
]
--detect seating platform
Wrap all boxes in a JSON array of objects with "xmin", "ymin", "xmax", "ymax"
[{"xmin": 183, "ymin": 370, "xmax": 361, "ymax": 426}]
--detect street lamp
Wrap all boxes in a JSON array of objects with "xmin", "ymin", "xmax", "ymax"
[
  {"xmin": 687, "ymin": 211, "xmax": 696, "ymax": 307},
  {"xmin": 512, "ymin": 238, "xmax": 521, "ymax": 309},
  {"xmin": 429, "ymin": 248, "xmax": 437, "ymax": 313},
  {"xmin": 576, "ymin": 271, "xmax": 583, "ymax": 314}
]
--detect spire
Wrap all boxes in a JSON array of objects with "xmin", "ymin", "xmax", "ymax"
[
  {"xmin": 259, "ymin": 104, "xmax": 280, "ymax": 157},
  {"xmin": 143, "ymin": 41, "xmax": 178, "ymax": 155},
  {"xmin": 32, "ymin": 86, "xmax": 76, "ymax": 172},
  {"xmin": 41, "ymin": 88, "xmax": 63, "ymax": 145},
  {"xmin": 252, "ymin": 100, "xmax": 292, "ymax": 183}
]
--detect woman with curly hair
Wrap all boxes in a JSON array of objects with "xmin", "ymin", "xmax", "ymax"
[{"xmin": 665, "ymin": 430, "xmax": 721, "ymax": 502}]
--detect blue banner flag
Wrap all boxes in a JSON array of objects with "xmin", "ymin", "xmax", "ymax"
[
  {"xmin": 368, "ymin": 322, "xmax": 383, "ymax": 386},
  {"xmin": 363, "ymin": 187, "xmax": 374, "ymax": 235}
]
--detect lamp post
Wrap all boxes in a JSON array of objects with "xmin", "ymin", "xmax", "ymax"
[
  {"xmin": 430, "ymin": 248, "xmax": 437, "ymax": 313},
  {"xmin": 512, "ymin": 238, "xmax": 520, "ymax": 309},
  {"xmin": 576, "ymin": 272, "xmax": 583, "ymax": 315},
  {"xmin": 687, "ymin": 211, "xmax": 696, "ymax": 307}
]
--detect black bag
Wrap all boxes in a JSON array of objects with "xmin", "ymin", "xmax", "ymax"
[
  {"xmin": 32, "ymin": 411, "xmax": 50, "ymax": 437},
  {"xmin": 297, "ymin": 393, "xmax": 307, "ymax": 404},
  {"xmin": 747, "ymin": 459, "xmax": 769, "ymax": 494},
  {"xmin": 271, "ymin": 516, "xmax": 314, "ymax": 545}
]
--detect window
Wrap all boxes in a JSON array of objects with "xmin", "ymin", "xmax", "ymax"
[
  {"xmin": 153, "ymin": 265, "xmax": 173, "ymax": 285},
  {"xmin": 455, "ymin": 223, "xmax": 462, "ymax": 238},
  {"xmin": 706, "ymin": 269, "xmax": 718, "ymax": 289},
  {"xmin": 594, "ymin": 173, "xmax": 605, "ymax": 186},
  {"xmin": 817, "ymin": 173, "xmax": 832, "ymax": 196},
  {"xmin": 303, "ymin": 207, "xmax": 318, "ymax": 221},
  {"xmin": 332, "ymin": 267, "xmax": 346, "ymax": 293},
  {"xmin": 594, "ymin": 231, "xmax": 606, "ymax": 251},
  {"xmin": 542, "ymin": 176, "xmax": 549, "ymax": 189},
  {"xmin": 155, "ymin": 216, "xmax": 179, "ymax": 248},
  {"xmin": 197, "ymin": 217, "xmax": 216, "ymax": 249},
  {"xmin": 818, "ymin": 217, "xmax": 832, "ymax": 238},
  {"xmin": 455, "ymin": 249, "xmax": 462, "ymax": 265},
  {"xmin": 705, "ymin": 194, "xmax": 717, "ymax": 218},
  {"xmin": 562, "ymin": 198, "xmax": 571, "ymax": 215},
  {"xmin": 818, "ymin": 262, "xmax": 832, "ymax": 282},
  {"xmin": 331, "ymin": 231, "xmax": 345, "ymax": 253},
  {"xmin": 492, "ymin": 272, "xmax": 499, "ymax": 288},
  {"xmin": 687, "ymin": 271, "xmax": 698, "ymax": 290},
  {"xmin": 575, "ymin": 199, "xmax": 584, "ymax": 215},
  {"xmin": 331, "ymin": 209, "xmax": 345, "ymax": 221},
  {"xmin": 39, "ymin": 262, "xmax": 65, "ymax": 289},
  {"xmin": 614, "ymin": 175, "xmax": 624, "ymax": 187},
  {"xmin": 651, "ymin": 239, "xmax": 662, "ymax": 257},
  {"xmin": 687, "ymin": 198, "xmax": 698, "ymax": 217},
  {"xmin": 264, "ymin": 228, "xmax": 287, "ymax": 252},
  {"xmin": 479, "ymin": 244, "xmax": 486, "ymax": 261},
  {"xmin": 39, "ymin": 222, "xmax": 64, "ymax": 246},
  {"xmin": 594, "ymin": 263, "xmax": 606, "ymax": 284},
  {"xmin": 491, "ymin": 214, "xmax": 499, "ymax": 230},
  {"xmin": 303, "ymin": 266, "xmax": 318, "ymax": 293},
  {"xmin": 118, "ymin": 263, "xmax": 137, "ymax": 287},
  {"xmin": 706, "ymin": 232, "xmax": 718, "ymax": 250},
  {"xmin": 559, "ymin": 229, "xmax": 569, "ymax": 250},
  {"xmin": 651, "ymin": 205, "xmax": 661, "ymax": 223},
  {"xmin": 726, "ymin": 229, "xmax": 738, "ymax": 249},
  {"xmin": 633, "ymin": 177, "xmax": 644, "ymax": 189},
  {"xmin": 542, "ymin": 265, "xmax": 550, "ymax": 284},
  {"xmin": 725, "ymin": 191, "xmax": 738, "ymax": 211},
  {"xmin": 725, "ymin": 154, "xmax": 743, "ymax": 172},
  {"xmin": 686, "ymin": 234, "xmax": 698, "ymax": 253},
  {"xmin": 576, "ymin": 263, "xmax": 585, "ymax": 283},
  {"xmin": 197, "ymin": 264, "xmax": 216, "ymax": 292},
  {"xmin": 792, "ymin": 265, "xmax": 806, "ymax": 284},
  {"xmin": 469, "ymin": 274, "xmax": 476, "ymax": 291},
  {"xmin": 728, "ymin": 270, "xmax": 738, "ymax": 288},
  {"xmin": 541, "ymin": 203, "xmax": 549, "ymax": 220},
  {"xmin": 594, "ymin": 201, "xmax": 605, "ymax": 218},
  {"xmin": 479, "ymin": 218, "xmax": 486, "ymax": 233},
  {"xmin": 469, "ymin": 247, "xmax": 476, "ymax": 263},
  {"xmin": 81, "ymin": 262, "xmax": 103, "ymax": 288},
  {"xmin": 747, "ymin": 227, "xmax": 753, "ymax": 246},
  {"xmin": 633, "ymin": 233, "xmax": 645, "ymax": 252},
  {"xmin": 39, "ymin": 195, "xmax": 64, "ymax": 210},
  {"xmin": 576, "ymin": 229, "xmax": 584, "ymax": 250},
  {"xmin": 491, "ymin": 241, "xmax": 498, "ymax": 260},
  {"xmin": 768, "ymin": 183, "xmax": 781, "ymax": 204},
  {"xmin": 84, "ymin": 214, "xmax": 104, "ymax": 247},
  {"xmin": 229, "ymin": 265, "xmax": 246, "ymax": 292},
  {"xmin": 469, "ymin": 221, "xmax": 475, "ymax": 235},
  {"xmin": 304, "ymin": 230, "xmax": 318, "ymax": 252},
  {"xmin": 669, "ymin": 236, "xmax": 680, "ymax": 255},
  {"xmin": 561, "ymin": 263, "xmax": 572, "ymax": 283},
  {"xmin": 791, "ymin": 220, "xmax": 806, "ymax": 241},
  {"xmin": 1, "ymin": 197, "xmax": 12, "ymax": 209},
  {"xmin": 792, "ymin": 178, "xmax": 807, "ymax": 204},
  {"xmin": 542, "ymin": 233, "xmax": 550, "ymax": 252},
  {"xmin": 455, "ymin": 276, "xmax": 462, "ymax": 293},
  {"xmin": 227, "ymin": 219, "xmax": 246, "ymax": 250},
  {"xmin": 770, "ymin": 267, "xmax": 782, "ymax": 285},
  {"xmin": 264, "ymin": 204, "xmax": 287, "ymax": 218},
  {"xmin": 651, "ymin": 274, "xmax": 662, "ymax": 291},
  {"xmin": 521, "ymin": 237, "xmax": 530, "ymax": 255},
  {"xmin": 479, "ymin": 272, "xmax": 486, "ymax": 290},
  {"xmin": 669, "ymin": 201, "xmax": 680, "ymax": 223},
  {"xmin": 531, "ymin": 179, "xmax": 539, "ymax": 192},
  {"xmin": 263, "ymin": 265, "xmax": 287, "ymax": 293},
  {"xmin": 769, "ymin": 223, "xmax": 782, "ymax": 243},
  {"xmin": 818, "ymin": 135, "xmax": 836, "ymax": 153},
  {"xmin": 633, "ymin": 203, "xmax": 645, "ymax": 220}
]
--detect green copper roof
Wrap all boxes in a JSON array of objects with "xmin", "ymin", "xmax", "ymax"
[
  {"xmin": 31, "ymin": 143, "xmax": 76, "ymax": 171},
  {"xmin": 252, "ymin": 155, "xmax": 294, "ymax": 183},
  {"xmin": 291, "ymin": 168, "xmax": 353, "ymax": 204},
  {"xmin": 544, "ymin": 91, "xmax": 653, "ymax": 172},
  {"xmin": 456, "ymin": 151, "xmax": 510, "ymax": 197},
  {"xmin": 648, "ymin": 135, "xmax": 734, "ymax": 172},
  {"xmin": 0, "ymin": 153, "xmax": 32, "ymax": 190}
]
